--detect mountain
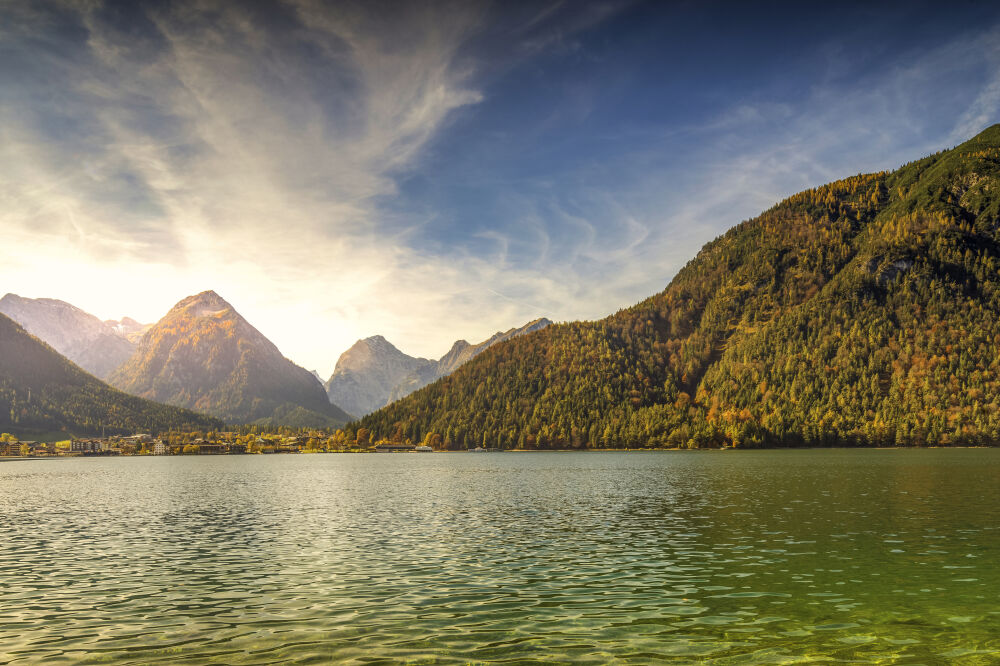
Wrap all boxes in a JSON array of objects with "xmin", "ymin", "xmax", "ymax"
[
  {"xmin": 109, "ymin": 290, "xmax": 352, "ymax": 427},
  {"xmin": 388, "ymin": 318, "xmax": 553, "ymax": 402},
  {"xmin": 326, "ymin": 318, "xmax": 552, "ymax": 417},
  {"xmin": 325, "ymin": 336, "xmax": 435, "ymax": 418},
  {"xmin": 359, "ymin": 125, "xmax": 1000, "ymax": 449},
  {"xmin": 105, "ymin": 317, "xmax": 151, "ymax": 343},
  {"xmin": 0, "ymin": 294, "xmax": 136, "ymax": 379},
  {"xmin": 0, "ymin": 312, "xmax": 221, "ymax": 436}
]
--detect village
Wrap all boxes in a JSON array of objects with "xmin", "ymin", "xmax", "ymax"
[{"xmin": 0, "ymin": 431, "xmax": 436, "ymax": 457}]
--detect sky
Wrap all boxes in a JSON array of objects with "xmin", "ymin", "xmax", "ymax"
[{"xmin": 2, "ymin": 0, "xmax": 1000, "ymax": 377}]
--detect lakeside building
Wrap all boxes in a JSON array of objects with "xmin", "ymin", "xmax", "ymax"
[
  {"xmin": 31, "ymin": 442, "xmax": 55, "ymax": 455},
  {"xmin": 71, "ymin": 439, "xmax": 102, "ymax": 454},
  {"xmin": 153, "ymin": 440, "xmax": 168, "ymax": 455}
]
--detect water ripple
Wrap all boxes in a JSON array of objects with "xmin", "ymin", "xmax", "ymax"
[{"xmin": 0, "ymin": 449, "xmax": 998, "ymax": 663}]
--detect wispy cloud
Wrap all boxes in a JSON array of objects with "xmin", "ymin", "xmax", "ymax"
[
  {"xmin": 0, "ymin": 1, "xmax": 998, "ymax": 376},
  {"xmin": 412, "ymin": 16, "xmax": 1000, "ymax": 327},
  {"xmin": 0, "ymin": 0, "xmax": 494, "ymax": 370}
]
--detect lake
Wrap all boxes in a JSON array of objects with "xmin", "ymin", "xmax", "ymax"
[{"xmin": 0, "ymin": 449, "xmax": 997, "ymax": 663}]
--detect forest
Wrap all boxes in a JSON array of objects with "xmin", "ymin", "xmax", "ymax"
[{"xmin": 358, "ymin": 125, "xmax": 1000, "ymax": 449}]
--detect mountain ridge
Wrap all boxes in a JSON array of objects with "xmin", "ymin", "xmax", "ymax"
[{"xmin": 0, "ymin": 294, "xmax": 136, "ymax": 379}]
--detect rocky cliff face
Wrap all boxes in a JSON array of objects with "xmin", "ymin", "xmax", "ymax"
[
  {"xmin": 327, "ymin": 319, "xmax": 552, "ymax": 416},
  {"xmin": 109, "ymin": 290, "xmax": 351, "ymax": 426},
  {"xmin": 325, "ymin": 336, "xmax": 434, "ymax": 418},
  {"xmin": 0, "ymin": 294, "xmax": 136, "ymax": 379}
]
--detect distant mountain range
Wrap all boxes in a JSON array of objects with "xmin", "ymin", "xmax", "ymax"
[
  {"xmin": 0, "ymin": 288, "xmax": 550, "ymax": 429},
  {"xmin": 325, "ymin": 318, "xmax": 551, "ymax": 416},
  {"xmin": 0, "ymin": 294, "xmax": 138, "ymax": 379},
  {"xmin": 105, "ymin": 317, "xmax": 152, "ymax": 343},
  {"xmin": 0, "ymin": 312, "xmax": 221, "ymax": 437},
  {"xmin": 108, "ymin": 291, "xmax": 352, "ymax": 427},
  {"xmin": 359, "ymin": 125, "xmax": 1000, "ymax": 449}
]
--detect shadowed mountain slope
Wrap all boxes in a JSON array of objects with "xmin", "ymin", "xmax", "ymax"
[
  {"xmin": 0, "ymin": 294, "xmax": 136, "ymax": 379},
  {"xmin": 0, "ymin": 312, "xmax": 221, "ymax": 436}
]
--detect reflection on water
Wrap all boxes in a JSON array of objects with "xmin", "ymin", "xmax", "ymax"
[{"xmin": 0, "ymin": 449, "xmax": 998, "ymax": 663}]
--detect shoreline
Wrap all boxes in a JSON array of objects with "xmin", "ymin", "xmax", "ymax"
[{"xmin": 2, "ymin": 445, "xmax": 995, "ymax": 462}]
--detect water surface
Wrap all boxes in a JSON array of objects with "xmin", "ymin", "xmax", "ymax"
[{"xmin": 1, "ymin": 449, "xmax": 998, "ymax": 663}]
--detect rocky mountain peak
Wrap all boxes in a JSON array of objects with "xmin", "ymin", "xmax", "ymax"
[
  {"xmin": 325, "ymin": 336, "xmax": 435, "ymax": 418},
  {"xmin": 335, "ymin": 336, "xmax": 427, "ymax": 373},
  {"xmin": 109, "ymin": 291, "xmax": 350, "ymax": 426},
  {"xmin": 170, "ymin": 290, "xmax": 234, "ymax": 318}
]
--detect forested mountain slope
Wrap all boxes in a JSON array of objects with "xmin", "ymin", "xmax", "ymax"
[
  {"xmin": 359, "ymin": 125, "xmax": 1000, "ymax": 448},
  {"xmin": 0, "ymin": 313, "xmax": 221, "ymax": 436}
]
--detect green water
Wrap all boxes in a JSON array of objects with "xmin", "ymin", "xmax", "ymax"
[{"xmin": 0, "ymin": 450, "xmax": 997, "ymax": 664}]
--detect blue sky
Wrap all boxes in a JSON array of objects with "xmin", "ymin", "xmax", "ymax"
[{"xmin": 2, "ymin": 0, "xmax": 999, "ymax": 375}]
